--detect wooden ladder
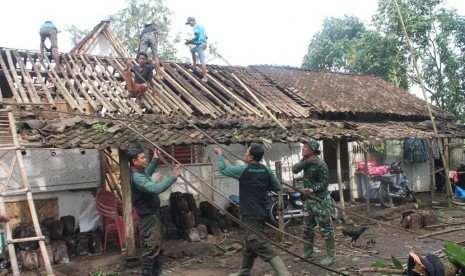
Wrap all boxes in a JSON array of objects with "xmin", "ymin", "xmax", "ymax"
[{"xmin": 0, "ymin": 106, "xmax": 54, "ymax": 276}]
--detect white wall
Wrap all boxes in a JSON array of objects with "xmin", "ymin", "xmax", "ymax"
[{"xmin": 85, "ymin": 33, "xmax": 120, "ymax": 57}]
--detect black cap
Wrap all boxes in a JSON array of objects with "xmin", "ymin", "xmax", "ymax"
[{"xmin": 185, "ymin": 17, "xmax": 195, "ymax": 25}]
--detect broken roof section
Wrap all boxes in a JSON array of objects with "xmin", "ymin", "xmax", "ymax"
[
  {"xmin": 69, "ymin": 20, "xmax": 130, "ymax": 58},
  {"xmin": 252, "ymin": 66, "xmax": 451, "ymax": 120}
]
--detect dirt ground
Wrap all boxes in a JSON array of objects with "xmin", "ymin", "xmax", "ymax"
[{"xmin": 13, "ymin": 191, "xmax": 465, "ymax": 275}]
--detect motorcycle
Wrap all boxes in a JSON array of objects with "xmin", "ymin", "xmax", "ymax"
[
  {"xmin": 227, "ymin": 186, "xmax": 306, "ymax": 227},
  {"xmin": 370, "ymin": 161, "xmax": 417, "ymax": 208}
]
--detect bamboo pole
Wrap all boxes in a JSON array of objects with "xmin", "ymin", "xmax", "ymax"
[
  {"xmin": 12, "ymin": 50, "xmax": 41, "ymax": 106},
  {"xmin": 275, "ymin": 161, "xmax": 285, "ymax": 242},
  {"xmin": 230, "ymin": 73, "xmax": 286, "ymax": 129},
  {"xmin": 25, "ymin": 51, "xmax": 56, "ymax": 108},
  {"xmin": 7, "ymin": 108, "xmax": 54, "ymax": 275},
  {"xmin": 67, "ymin": 55, "xmax": 115, "ymax": 112},
  {"xmin": 92, "ymin": 57, "xmax": 144, "ymax": 115},
  {"xmin": 172, "ymin": 63, "xmax": 233, "ymax": 114},
  {"xmin": 207, "ymin": 74, "xmax": 262, "ymax": 117},
  {"xmin": 0, "ymin": 51, "xmax": 23, "ymax": 104},
  {"xmin": 40, "ymin": 54, "xmax": 83, "ymax": 112},
  {"xmin": 80, "ymin": 56, "xmax": 129, "ymax": 114},
  {"xmin": 5, "ymin": 49, "xmax": 30, "ymax": 105},
  {"xmin": 364, "ymin": 145, "xmax": 370, "ymax": 214},
  {"xmin": 337, "ymin": 139, "xmax": 347, "ymax": 220},
  {"xmin": 162, "ymin": 65, "xmax": 214, "ymax": 117},
  {"xmin": 393, "ymin": 0, "xmax": 453, "ymax": 207},
  {"xmin": 61, "ymin": 55, "xmax": 99, "ymax": 113}
]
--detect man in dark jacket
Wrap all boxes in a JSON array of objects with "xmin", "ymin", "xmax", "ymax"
[
  {"xmin": 128, "ymin": 148, "xmax": 182, "ymax": 276},
  {"xmin": 213, "ymin": 144, "xmax": 291, "ymax": 276},
  {"xmin": 139, "ymin": 21, "xmax": 161, "ymax": 80},
  {"xmin": 124, "ymin": 52, "xmax": 154, "ymax": 97},
  {"xmin": 292, "ymin": 139, "xmax": 336, "ymax": 265}
]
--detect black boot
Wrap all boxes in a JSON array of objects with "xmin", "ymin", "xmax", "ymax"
[
  {"xmin": 141, "ymin": 257, "xmax": 154, "ymax": 276},
  {"xmin": 153, "ymin": 253, "xmax": 164, "ymax": 276}
]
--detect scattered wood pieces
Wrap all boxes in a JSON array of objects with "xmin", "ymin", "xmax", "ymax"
[{"xmin": 359, "ymin": 267, "xmax": 405, "ymax": 274}]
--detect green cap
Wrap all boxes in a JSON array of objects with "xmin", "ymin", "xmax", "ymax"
[{"xmin": 306, "ymin": 139, "xmax": 320, "ymax": 151}]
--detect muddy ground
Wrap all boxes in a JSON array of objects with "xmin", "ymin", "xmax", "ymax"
[{"xmin": 15, "ymin": 191, "xmax": 465, "ymax": 275}]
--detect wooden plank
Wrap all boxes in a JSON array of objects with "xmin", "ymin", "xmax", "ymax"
[
  {"xmin": 66, "ymin": 55, "xmax": 115, "ymax": 112},
  {"xmin": 61, "ymin": 55, "xmax": 99, "ymax": 113},
  {"xmin": 11, "ymin": 50, "xmax": 41, "ymax": 106},
  {"xmin": 24, "ymin": 51, "xmax": 56, "ymax": 108},
  {"xmin": 118, "ymin": 149, "xmax": 135, "ymax": 257},
  {"xmin": 5, "ymin": 49, "xmax": 31, "ymax": 106}
]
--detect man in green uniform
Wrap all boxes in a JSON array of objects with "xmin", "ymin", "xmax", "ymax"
[
  {"xmin": 292, "ymin": 139, "xmax": 336, "ymax": 265},
  {"xmin": 213, "ymin": 144, "xmax": 291, "ymax": 276},
  {"xmin": 128, "ymin": 148, "xmax": 182, "ymax": 276}
]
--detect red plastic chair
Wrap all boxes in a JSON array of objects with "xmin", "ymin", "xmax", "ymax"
[{"xmin": 95, "ymin": 189, "xmax": 142, "ymax": 254}]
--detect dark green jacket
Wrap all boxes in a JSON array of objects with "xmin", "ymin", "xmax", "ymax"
[{"xmin": 292, "ymin": 157, "xmax": 329, "ymax": 199}]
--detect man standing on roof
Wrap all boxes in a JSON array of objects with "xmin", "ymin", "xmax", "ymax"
[
  {"xmin": 39, "ymin": 20, "xmax": 61, "ymax": 70},
  {"xmin": 213, "ymin": 144, "xmax": 291, "ymax": 276},
  {"xmin": 124, "ymin": 52, "xmax": 154, "ymax": 98},
  {"xmin": 292, "ymin": 139, "xmax": 336, "ymax": 265},
  {"xmin": 128, "ymin": 147, "xmax": 182, "ymax": 276},
  {"xmin": 185, "ymin": 17, "xmax": 208, "ymax": 82},
  {"xmin": 139, "ymin": 21, "xmax": 161, "ymax": 80}
]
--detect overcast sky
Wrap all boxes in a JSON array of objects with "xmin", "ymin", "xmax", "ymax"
[{"xmin": 0, "ymin": 0, "xmax": 463, "ymax": 67}]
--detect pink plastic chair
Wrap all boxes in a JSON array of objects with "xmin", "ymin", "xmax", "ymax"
[{"xmin": 95, "ymin": 189, "xmax": 142, "ymax": 254}]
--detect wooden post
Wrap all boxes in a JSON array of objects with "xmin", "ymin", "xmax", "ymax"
[
  {"xmin": 364, "ymin": 146, "xmax": 370, "ymax": 214},
  {"xmin": 275, "ymin": 161, "xmax": 285, "ymax": 241},
  {"xmin": 444, "ymin": 138, "xmax": 454, "ymax": 207},
  {"xmin": 336, "ymin": 140, "xmax": 346, "ymax": 220},
  {"xmin": 118, "ymin": 149, "xmax": 135, "ymax": 257},
  {"xmin": 427, "ymin": 139, "xmax": 436, "ymax": 201}
]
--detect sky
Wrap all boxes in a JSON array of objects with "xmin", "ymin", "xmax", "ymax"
[{"xmin": 0, "ymin": 0, "xmax": 464, "ymax": 67}]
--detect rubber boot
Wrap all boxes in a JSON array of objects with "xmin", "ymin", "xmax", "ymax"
[
  {"xmin": 229, "ymin": 256, "xmax": 255, "ymax": 276},
  {"xmin": 294, "ymin": 241, "xmax": 314, "ymax": 262},
  {"xmin": 319, "ymin": 239, "xmax": 336, "ymax": 265},
  {"xmin": 153, "ymin": 254, "xmax": 164, "ymax": 276},
  {"xmin": 269, "ymin": 256, "xmax": 291, "ymax": 276},
  {"xmin": 141, "ymin": 257, "xmax": 154, "ymax": 276}
]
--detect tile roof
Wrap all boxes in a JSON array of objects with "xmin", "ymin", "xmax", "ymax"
[
  {"xmin": 252, "ymin": 66, "xmax": 451, "ymax": 120},
  {"xmin": 14, "ymin": 113, "xmax": 465, "ymax": 149}
]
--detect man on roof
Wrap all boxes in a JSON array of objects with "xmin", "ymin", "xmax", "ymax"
[
  {"xmin": 139, "ymin": 21, "xmax": 162, "ymax": 80},
  {"xmin": 39, "ymin": 20, "xmax": 61, "ymax": 70},
  {"xmin": 124, "ymin": 52, "xmax": 154, "ymax": 98},
  {"xmin": 185, "ymin": 17, "xmax": 208, "ymax": 82}
]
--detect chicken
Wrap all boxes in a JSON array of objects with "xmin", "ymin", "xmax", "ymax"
[{"xmin": 342, "ymin": 226, "xmax": 368, "ymax": 247}]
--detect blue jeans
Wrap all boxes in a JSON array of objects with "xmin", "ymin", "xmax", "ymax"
[{"xmin": 190, "ymin": 43, "xmax": 207, "ymax": 64}]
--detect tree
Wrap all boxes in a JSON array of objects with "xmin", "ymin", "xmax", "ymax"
[
  {"xmin": 373, "ymin": 0, "xmax": 465, "ymax": 121},
  {"xmin": 66, "ymin": 0, "xmax": 181, "ymax": 61},
  {"xmin": 302, "ymin": 16, "xmax": 409, "ymax": 90}
]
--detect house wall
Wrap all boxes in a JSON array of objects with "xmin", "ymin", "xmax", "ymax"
[
  {"xmin": 348, "ymin": 141, "xmax": 431, "ymax": 200},
  {"xmin": 85, "ymin": 34, "xmax": 120, "ymax": 57}
]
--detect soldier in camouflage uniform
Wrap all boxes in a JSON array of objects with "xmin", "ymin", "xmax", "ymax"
[{"xmin": 292, "ymin": 139, "xmax": 336, "ymax": 265}]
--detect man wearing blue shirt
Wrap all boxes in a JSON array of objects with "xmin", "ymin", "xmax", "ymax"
[
  {"xmin": 39, "ymin": 21, "xmax": 61, "ymax": 70},
  {"xmin": 185, "ymin": 17, "xmax": 208, "ymax": 82}
]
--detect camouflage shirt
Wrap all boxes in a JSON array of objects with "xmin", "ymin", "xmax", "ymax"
[{"xmin": 292, "ymin": 157, "xmax": 329, "ymax": 199}]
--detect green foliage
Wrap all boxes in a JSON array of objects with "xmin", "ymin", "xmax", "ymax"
[
  {"xmin": 92, "ymin": 123, "xmax": 108, "ymax": 133},
  {"xmin": 301, "ymin": 16, "xmax": 409, "ymax": 90},
  {"xmin": 109, "ymin": 0, "xmax": 180, "ymax": 61},
  {"xmin": 371, "ymin": 260, "xmax": 387, "ymax": 268},
  {"xmin": 444, "ymin": 242, "xmax": 465, "ymax": 270},
  {"xmin": 374, "ymin": 0, "xmax": 465, "ymax": 122},
  {"xmin": 391, "ymin": 255, "xmax": 403, "ymax": 269},
  {"xmin": 64, "ymin": 25, "xmax": 90, "ymax": 47}
]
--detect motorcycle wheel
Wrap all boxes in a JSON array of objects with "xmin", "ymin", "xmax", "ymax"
[
  {"xmin": 378, "ymin": 185, "xmax": 393, "ymax": 208},
  {"xmin": 268, "ymin": 200, "xmax": 293, "ymax": 227},
  {"xmin": 326, "ymin": 195, "xmax": 339, "ymax": 220}
]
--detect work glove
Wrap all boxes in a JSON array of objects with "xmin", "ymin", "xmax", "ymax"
[{"xmin": 184, "ymin": 39, "xmax": 194, "ymax": 46}]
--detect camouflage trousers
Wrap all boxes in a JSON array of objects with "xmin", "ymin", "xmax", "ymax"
[{"xmin": 303, "ymin": 199, "xmax": 335, "ymax": 241}]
